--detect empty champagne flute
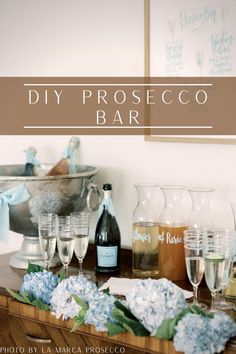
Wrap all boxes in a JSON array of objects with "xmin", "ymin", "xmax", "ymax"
[
  {"xmin": 204, "ymin": 232, "xmax": 226, "ymax": 312},
  {"xmin": 38, "ymin": 213, "xmax": 58, "ymax": 271},
  {"xmin": 213, "ymin": 229, "xmax": 235, "ymax": 310},
  {"xmin": 57, "ymin": 216, "xmax": 75, "ymax": 277},
  {"xmin": 184, "ymin": 229, "xmax": 207, "ymax": 309},
  {"xmin": 73, "ymin": 212, "xmax": 90, "ymax": 278}
]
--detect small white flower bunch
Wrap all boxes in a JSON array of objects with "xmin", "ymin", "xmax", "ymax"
[
  {"xmin": 174, "ymin": 312, "xmax": 236, "ymax": 354},
  {"xmin": 126, "ymin": 278, "xmax": 187, "ymax": 335},
  {"xmin": 19, "ymin": 270, "xmax": 59, "ymax": 305},
  {"xmin": 50, "ymin": 275, "xmax": 97, "ymax": 320}
]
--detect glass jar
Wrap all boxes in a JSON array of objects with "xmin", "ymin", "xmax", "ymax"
[
  {"xmin": 132, "ymin": 184, "xmax": 159, "ymax": 277},
  {"xmin": 159, "ymin": 185, "xmax": 187, "ymax": 281},
  {"xmin": 188, "ymin": 188, "xmax": 214, "ymax": 230}
]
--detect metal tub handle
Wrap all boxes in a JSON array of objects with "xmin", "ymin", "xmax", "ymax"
[{"xmin": 86, "ymin": 183, "xmax": 102, "ymax": 211}]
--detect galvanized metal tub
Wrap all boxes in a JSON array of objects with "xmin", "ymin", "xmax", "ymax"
[{"xmin": 0, "ymin": 164, "xmax": 100, "ymax": 268}]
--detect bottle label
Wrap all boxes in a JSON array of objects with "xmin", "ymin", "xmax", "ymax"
[
  {"xmin": 132, "ymin": 223, "xmax": 159, "ymax": 253},
  {"xmin": 97, "ymin": 246, "xmax": 118, "ymax": 267},
  {"xmin": 158, "ymin": 225, "xmax": 187, "ymax": 281}
]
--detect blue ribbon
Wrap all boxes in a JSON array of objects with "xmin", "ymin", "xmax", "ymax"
[{"xmin": 0, "ymin": 184, "xmax": 30, "ymax": 241}]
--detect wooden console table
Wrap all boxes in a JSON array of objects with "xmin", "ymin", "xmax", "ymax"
[{"xmin": 0, "ymin": 246, "xmax": 235, "ymax": 354}]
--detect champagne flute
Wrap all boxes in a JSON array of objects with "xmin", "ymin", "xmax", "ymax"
[
  {"xmin": 57, "ymin": 216, "xmax": 75, "ymax": 277},
  {"xmin": 213, "ymin": 229, "xmax": 235, "ymax": 310},
  {"xmin": 73, "ymin": 212, "xmax": 90, "ymax": 279},
  {"xmin": 184, "ymin": 229, "xmax": 207, "ymax": 309},
  {"xmin": 204, "ymin": 232, "xmax": 226, "ymax": 312},
  {"xmin": 38, "ymin": 213, "xmax": 58, "ymax": 271}
]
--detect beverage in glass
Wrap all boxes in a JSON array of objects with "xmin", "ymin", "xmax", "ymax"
[
  {"xmin": 184, "ymin": 229, "xmax": 206, "ymax": 309},
  {"xmin": 73, "ymin": 212, "xmax": 90, "ymax": 278},
  {"xmin": 204, "ymin": 233, "xmax": 226, "ymax": 312},
  {"xmin": 38, "ymin": 213, "xmax": 58, "ymax": 271},
  {"xmin": 57, "ymin": 216, "xmax": 75, "ymax": 275}
]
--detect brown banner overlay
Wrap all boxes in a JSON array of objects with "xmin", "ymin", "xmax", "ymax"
[{"xmin": 0, "ymin": 77, "xmax": 235, "ymax": 135}]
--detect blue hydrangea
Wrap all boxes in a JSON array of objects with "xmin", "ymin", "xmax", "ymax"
[
  {"xmin": 126, "ymin": 278, "xmax": 187, "ymax": 335},
  {"xmin": 210, "ymin": 312, "xmax": 236, "ymax": 353},
  {"xmin": 50, "ymin": 276, "xmax": 116, "ymax": 332},
  {"xmin": 50, "ymin": 276, "xmax": 97, "ymax": 320},
  {"xmin": 174, "ymin": 312, "xmax": 236, "ymax": 354},
  {"xmin": 84, "ymin": 291, "xmax": 116, "ymax": 332},
  {"xmin": 19, "ymin": 270, "xmax": 58, "ymax": 305}
]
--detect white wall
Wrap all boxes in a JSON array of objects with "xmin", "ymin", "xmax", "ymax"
[{"xmin": 0, "ymin": 0, "xmax": 236, "ymax": 254}]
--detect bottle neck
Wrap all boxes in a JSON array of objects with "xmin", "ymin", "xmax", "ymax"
[
  {"xmin": 99, "ymin": 190, "xmax": 115, "ymax": 217},
  {"xmin": 103, "ymin": 190, "xmax": 112, "ymax": 200}
]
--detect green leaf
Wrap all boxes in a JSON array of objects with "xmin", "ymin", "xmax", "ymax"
[
  {"xmin": 102, "ymin": 287, "xmax": 110, "ymax": 295},
  {"xmin": 155, "ymin": 305, "xmax": 213, "ymax": 340},
  {"xmin": 106, "ymin": 322, "xmax": 127, "ymax": 336},
  {"xmin": 155, "ymin": 307, "xmax": 192, "ymax": 340},
  {"xmin": 155, "ymin": 318, "xmax": 177, "ymax": 340},
  {"xmin": 31, "ymin": 299, "xmax": 49, "ymax": 311},
  {"xmin": 57, "ymin": 269, "xmax": 65, "ymax": 283},
  {"xmin": 27, "ymin": 263, "xmax": 44, "ymax": 274},
  {"xmin": 114, "ymin": 300, "xmax": 138, "ymax": 321},
  {"xmin": 6, "ymin": 288, "xmax": 49, "ymax": 311},
  {"xmin": 19, "ymin": 291, "xmax": 33, "ymax": 304},
  {"xmin": 189, "ymin": 304, "xmax": 213, "ymax": 318},
  {"xmin": 6, "ymin": 288, "xmax": 30, "ymax": 304},
  {"xmin": 72, "ymin": 295, "xmax": 89, "ymax": 311},
  {"xmin": 111, "ymin": 307, "xmax": 150, "ymax": 337},
  {"xmin": 122, "ymin": 323, "xmax": 136, "ymax": 335},
  {"xmin": 70, "ymin": 295, "xmax": 89, "ymax": 333},
  {"xmin": 71, "ymin": 315, "xmax": 85, "ymax": 332},
  {"xmin": 71, "ymin": 309, "xmax": 88, "ymax": 332}
]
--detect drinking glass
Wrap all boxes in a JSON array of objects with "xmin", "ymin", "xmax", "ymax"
[
  {"xmin": 213, "ymin": 229, "xmax": 235, "ymax": 310},
  {"xmin": 203, "ymin": 232, "xmax": 226, "ymax": 312},
  {"xmin": 73, "ymin": 212, "xmax": 90, "ymax": 278},
  {"xmin": 57, "ymin": 216, "xmax": 75, "ymax": 276},
  {"xmin": 184, "ymin": 229, "xmax": 207, "ymax": 309},
  {"xmin": 38, "ymin": 213, "xmax": 58, "ymax": 271}
]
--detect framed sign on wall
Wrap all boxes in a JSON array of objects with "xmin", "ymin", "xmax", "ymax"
[{"xmin": 144, "ymin": 0, "xmax": 236, "ymax": 144}]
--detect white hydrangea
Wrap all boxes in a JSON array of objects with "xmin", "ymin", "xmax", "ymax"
[
  {"xmin": 126, "ymin": 278, "xmax": 187, "ymax": 335},
  {"xmin": 50, "ymin": 276, "xmax": 97, "ymax": 320}
]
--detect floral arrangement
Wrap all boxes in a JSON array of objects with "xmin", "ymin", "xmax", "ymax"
[
  {"xmin": 50, "ymin": 275, "xmax": 116, "ymax": 332},
  {"xmin": 19, "ymin": 270, "xmax": 58, "ymax": 305},
  {"xmin": 6, "ymin": 266, "xmax": 236, "ymax": 354},
  {"xmin": 126, "ymin": 278, "xmax": 187, "ymax": 335},
  {"xmin": 174, "ymin": 312, "xmax": 236, "ymax": 354},
  {"xmin": 50, "ymin": 275, "xmax": 97, "ymax": 320},
  {"xmin": 6, "ymin": 263, "xmax": 59, "ymax": 310}
]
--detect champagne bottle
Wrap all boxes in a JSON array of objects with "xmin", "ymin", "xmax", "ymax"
[
  {"xmin": 47, "ymin": 137, "xmax": 80, "ymax": 176},
  {"xmin": 21, "ymin": 147, "xmax": 39, "ymax": 177},
  {"xmin": 95, "ymin": 184, "xmax": 121, "ymax": 273}
]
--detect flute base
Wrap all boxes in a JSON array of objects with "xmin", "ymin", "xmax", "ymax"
[
  {"xmin": 189, "ymin": 301, "xmax": 207, "ymax": 310},
  {"xmin": 10, "ymin": 236, "xmax": 60, "ymax": 269},
  {"xmin": 215, "ymin": 300, "xmax": 235, "ymax": 310}
]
